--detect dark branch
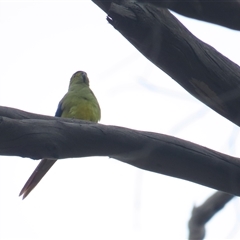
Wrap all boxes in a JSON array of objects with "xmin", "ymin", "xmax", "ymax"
[
  {"xmin": 1, "ymin": 106, "xmax": 240, "ymax": 196},
  {"xmin": 188, "ymin": 191, "xmax": 234, "ymax": 240},
  {"xmin": 93, "ymin": 1, "xmax": 240, "ymax": 127},
  {"xmin": 138, "ymin": 0, "xmax": 240, "ymax": 31}
]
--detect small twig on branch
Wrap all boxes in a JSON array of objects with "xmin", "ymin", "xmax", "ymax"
[{"xmin": 188, "ymin": 191, "xmax": 234, "ymax": 240}]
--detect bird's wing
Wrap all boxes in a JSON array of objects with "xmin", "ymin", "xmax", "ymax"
[{"xmin": 55, "ymin": 101, "xmax": 63, "ymax": 117}]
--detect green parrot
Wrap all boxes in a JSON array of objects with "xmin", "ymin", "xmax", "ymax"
[{"xmin": 19, "ymin": 71, "xmax": 101, "ymax": 199}]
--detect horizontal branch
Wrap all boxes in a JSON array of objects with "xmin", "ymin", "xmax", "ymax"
[
  {"xmin": 92, "ymin": 0, "xmax": 240, "ymax": 127},
  {"xmin": 1, "ymin": 106, "xmax": 240, "ymax": 196},
  {"xmin": 139, "ymin": 0, "xmax": 240, "ymax": 30}
]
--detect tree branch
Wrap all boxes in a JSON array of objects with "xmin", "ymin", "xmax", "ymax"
[
  {"xmin": 188, "ymin": 191, "xmax": 234, "ymax": 240},
  {"xmin": 138, "ymin": 0, "xmax": 240, "ymax": 31},
  {"xmin": 92, "ymin": 0, "xmax": 240, "ymax": 128},
  {"xmin": 1, "ymin": 106, "xmax": 240, "ymax": 196}
]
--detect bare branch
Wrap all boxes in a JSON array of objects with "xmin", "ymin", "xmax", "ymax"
[
  {"xmin": 188, "ymin": 191, "xmax": 234, "ymax": 240},
  {"xmin": 92, "ymin": 1, "xmax": 240, "ymax": 128},
  {"xmin": 1, "ymin": 106, "xmax": 240, "ymax": 196},
  {"xmin": 138, "ymin": 0, "xmax": 240, "ymax": 30}
]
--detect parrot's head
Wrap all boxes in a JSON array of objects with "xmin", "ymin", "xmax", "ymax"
[{"xmin": 69, "ymin": 71, "xmax": 90, "ymax": 87}]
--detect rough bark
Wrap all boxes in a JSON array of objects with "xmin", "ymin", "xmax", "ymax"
[
  {"xmin": 92, "ymin": 0, "xmax": 240, "ymax": 128},
  {"xmin": 139, "ymin": 0, "xmax": 240, "ymax": 30},
  {"xmin": 1, "ymin": 106, "xmax": 240, "ymax": 196}
]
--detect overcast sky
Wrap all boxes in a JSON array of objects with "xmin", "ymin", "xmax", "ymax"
[{"xmin": 1, "ymin": 1, "xmax": 240, "ymax": 240}]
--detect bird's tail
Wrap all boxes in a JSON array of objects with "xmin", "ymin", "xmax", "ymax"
[{"xmin": 19, "ymin": 159, "xmax": 57, "ymax": 199}]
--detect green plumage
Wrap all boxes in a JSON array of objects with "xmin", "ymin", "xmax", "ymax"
[
  {"xmin": 19, "ymin": 71, "xmax": 101, "ymax": 199},
  {"xmin": 56, "ymin": 71, "xmax": 101, "ymax": 122}
]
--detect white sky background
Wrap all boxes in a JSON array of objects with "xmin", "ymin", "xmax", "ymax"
[{"xmin": 0, "ymin": 1, "xmax": 240, "ymax": 240}]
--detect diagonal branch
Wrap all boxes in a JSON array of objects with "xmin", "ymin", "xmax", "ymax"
[
  {"xmin": 92, "ymin": 0, "xmax": 240, "ymax": 127},
  {"xmin": 188, "ymin": 191, "xmax": 234, "ymax": 240},
  {"xmin": 1, "ymin": 106, "xmax": 240, "ymax": 196},
  {"xmin": 138, "ymin": 0, "xmax": 240, "ymax": 30}
]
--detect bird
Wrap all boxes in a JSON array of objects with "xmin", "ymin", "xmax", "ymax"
[{"xmin": 19, "ymin": 71, "xmax": 101, "ymax": 199}]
